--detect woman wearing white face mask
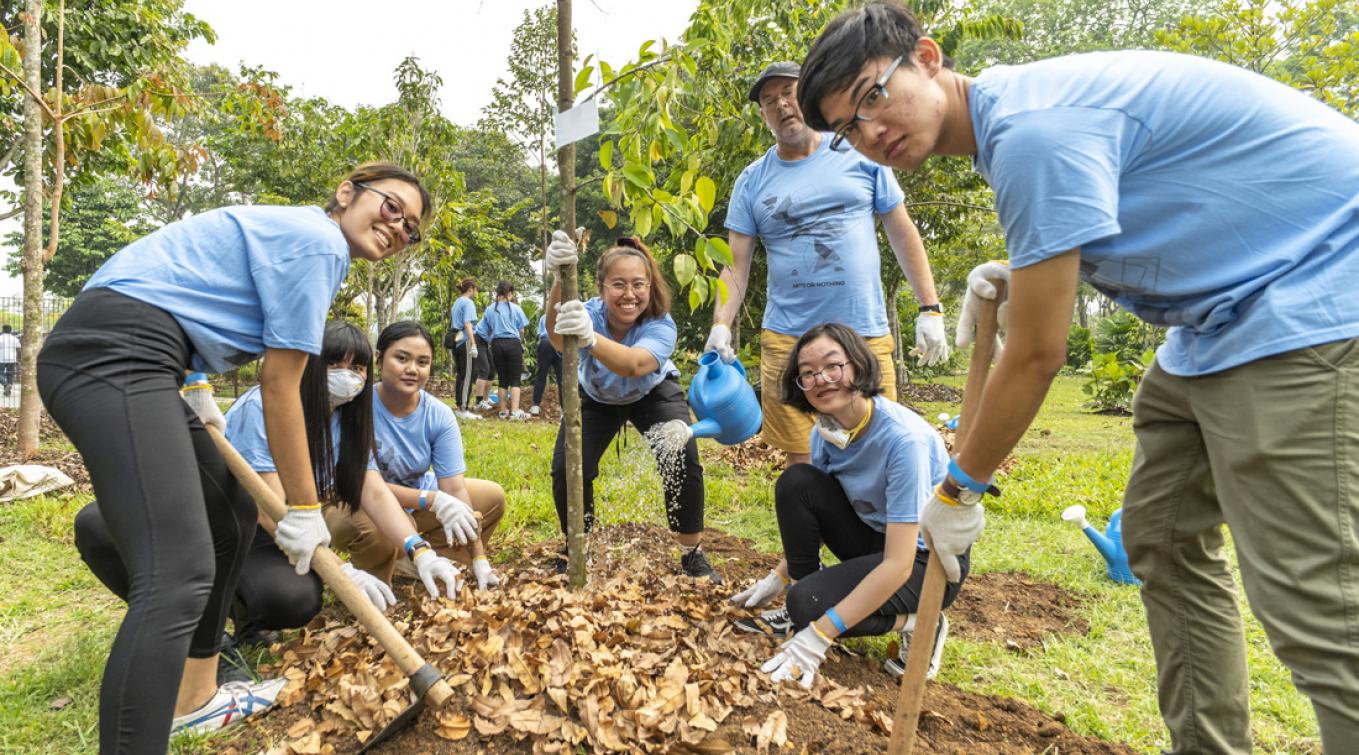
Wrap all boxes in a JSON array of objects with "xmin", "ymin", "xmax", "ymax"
[
  {"xmin": 327, "ymin": 321, "xmax": 507, "ymax": 592},
  {"xmin": 74, "ymin": 322, "xmax": 462, "ymax": 685},
  {"xmin": 730, "ymin": 322, "xmax": 969, "ymax": 690}
]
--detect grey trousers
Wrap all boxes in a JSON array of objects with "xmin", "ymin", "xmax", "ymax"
[{"xmin": 1123, "ymin": 339, "xmax": 1359, "ymax": 754}]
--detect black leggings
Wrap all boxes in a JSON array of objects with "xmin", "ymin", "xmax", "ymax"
[
  {"xmin": 452, "ymin": 340, "xmax": 474, "ymax": 409},
  {"xmin": 74, "ymin": 503, "xmax": 323, "ymax": 637},
  {"xmin": 37, "ymin": 288, "xmax": 258, "ymax": 754},
  {"xmin": 551, "ymin": 378, "xmax": 705, "ymax": 535},
  {"xmin": 775, "ymin": 464, "xmax": 969, "ymax": 637},
  {"xmin": 473, "ymin": 335, "xmax": 494, "ymax": 382},
  {"xmin": 491, "ymin": 337, "xmax": 524, "ymax": 389},
  {"xmin": 531, "ymin": 338, "xmax": 562, "ymax": 406}
]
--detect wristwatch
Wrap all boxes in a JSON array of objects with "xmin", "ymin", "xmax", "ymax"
[
  {"xmin": 919, "ymin": 303, "xmax": 943, "ymax": 313},
  {"xmin": 940, "ymin": 476, "xmax": 984, "ymax": 506}
]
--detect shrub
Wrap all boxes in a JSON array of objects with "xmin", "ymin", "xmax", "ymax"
[
  {"xmin": 1093, "ymin": 310, "xmax": 1163, "ymax": 362},
  {"xmin": 1066, "ymin": 325, "xmax": 1092, "ymax": 370},
  {"xmin": 1081, "ymin": 349, "xmax": 1154, "ymax": 413}
]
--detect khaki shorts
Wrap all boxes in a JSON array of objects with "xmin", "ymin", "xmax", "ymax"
[{"xmin": 759, "ymin": 329, "xmax": 897, "ymax": 454}]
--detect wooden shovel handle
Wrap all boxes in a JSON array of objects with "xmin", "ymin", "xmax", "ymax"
[
  {"xmin": 887, "ymin": 282, "xmax": 1005, "ymax": 754},
  {"xmin": 206, "ymin": 425, "xmax": 453, "ymax": 707}
]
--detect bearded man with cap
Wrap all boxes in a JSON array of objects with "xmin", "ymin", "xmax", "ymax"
[{"xmin": 704, "ymin": 61, "xmax": 947, "ymax": 467}]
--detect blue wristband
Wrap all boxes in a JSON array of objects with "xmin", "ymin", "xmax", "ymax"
[
  {"xmin": 418, "ymin": 490, "xmax": 430, "ymax": 511},
  {"xmin": 824, "ymin": 607, "xmax": 848, "ymax": 634},
  {"xmin": 402, "ymin": 535, "xmax": 428, "ymax": 559},
  {"xmin": 185, "ymin": 372, "xmax": 209, "ymax": 386},
  {"xmin": 948, "ymin": 458, "xmax": 991, "ymax": 494}
]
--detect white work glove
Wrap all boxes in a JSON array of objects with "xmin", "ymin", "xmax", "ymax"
[
  {"xmin": 468, "ymin": 341, "xmax": 479, "ymax": 359},
  {"xmin": 472, "ymin": 556, "xmax": 502, "ymax": 590},
  {"xmin": 920, "ymin": 486, "xmax": 985, "ymax": 583},
  {"xmin": 704, "ymin": 324, "xmax": 736, "ymax": 363},
  {"xmin": 275, "ymin": 507, "xmax": 332, "ymax": 576},
  {"xmin": 956, "ymin": 261, "xmax": 1010, "ymax": 357},
  {"xmin": 545, "ymin": 228, "xmax": 583, "ymax": 271},
  {"xmin": 730, "ymin": 568, "xmax": 788, "ymax": 609},
  {"xmin": 413, "ymin": 550, "xmax": 462, "ymax": 600},
  {"xmin": 181, "ymin": 382, "xmax": 225, "ymax": 432},
  {"xmin": 428, "ymin": 491, "xmax": 479, "ymax": 546},
  {"xmin": 914, "ymin": 311, "xmax": 949, "ymax": 366},
  {"xmin": 554, "ymin": 300, "xmax": 597, "ymax": 349},
  {"xmin": 340, "ymin": 562, "xmax": 397, "ymax": 612},
  {"xmin": 761, "ymin": 623, "xmax": 833, "ymax": 689}
]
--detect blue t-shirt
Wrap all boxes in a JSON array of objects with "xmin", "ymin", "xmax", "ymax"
[
  {"xmin": 810, "ymin": 396, "xmax": 949, "ymax": 548},
  {"xmin": 574, "ymin": 297, "xmax": 679, "ymax": 405},
  {"xmin": 537, "ymin": 314, "xmax": 549, "ymax": 343},
  {"xmin": 726, "ymin": 135, "xmax": 904, "ymax": 337},
  {"xmin": 449, "ymin": 297, "xmax": 478, "ymax": 345},
  {"xmin": 223, "ymin": 385, "xmax": 368, "ymax": 474},
  {"xmin": 85, "ymin": 206, "xmax": 350, "ymax": 373},
  {"xmin": 970, "ymin": 51, "xmax": 1359, "ymax": 376},
  {"xmin": 371, "ymin": 388, "xmax": 466, "ymax": 491},
  {"xmin": 480, "ymin": 301, "xmax": 528, "ymax": 341}
]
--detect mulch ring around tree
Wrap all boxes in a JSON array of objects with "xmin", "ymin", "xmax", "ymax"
[
  {"xmin": 901, "ymin": 381, "xmax": 964, "ymax": 405},
  {"xmin": 0, "ymin": 409, "xmax": 91, "ymax": 492},
  {"xmin": 221, "ymin": 524, "xmax": 1127, "ymax": 754}
]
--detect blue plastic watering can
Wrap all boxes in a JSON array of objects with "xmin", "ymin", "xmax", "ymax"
[
  {"xmin": 1062, "ymin": 505, "xmax": 1141, "ymax": 586},
  {"xmin": 687, "ymin": 352, "xmax": 762, "ymax": 445}
]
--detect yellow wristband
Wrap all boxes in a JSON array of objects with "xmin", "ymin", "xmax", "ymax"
[
  {"xmin": 181, "ymin": 383, "xmax": 212, "ymax": 392},
  {"xmin": 811, "ymin": 621, "xmax": 834, "ymax": 643},
  {"xmin": 778, "ymin": 571, "xmax": 791, "ymax": 585},
  {"xmin": 288, "ymin": 503, "xmax": 322, "ymax": 511},
  {"xmin": 410, "ymin": 545, "xmax": 433, "ymax": 561},
  {"xmin": 473, "ymin": 556, "xmax": 489, "ymax": 565},
  {"xmin": 935, "ymin": 484, "xmax": 961, "ymax": 507}
]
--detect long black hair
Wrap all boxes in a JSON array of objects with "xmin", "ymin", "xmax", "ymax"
[{"xmin": 300, "ymin": 321, "xmax": 375, "ymax": 512}]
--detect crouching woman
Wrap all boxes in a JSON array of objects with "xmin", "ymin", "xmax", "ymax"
[{"xmin": 736, "ymin": 322, "xmax": 967, "ymax": 688}]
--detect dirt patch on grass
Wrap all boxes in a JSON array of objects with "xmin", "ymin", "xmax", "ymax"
[
  {"xmin": 902, "ymin": 381, "xmax": 964, "ymax": 404},
  {"xmin": 947, "ymin": 571, "xmax": 1090, "ymax": 651},
  {"xmin": 224, "ymin": 525, "xmax": 1129, "ymax": 755},
  {"xmin": 0, "ymin": 409, "xmax": 91, "ymax": 491}
]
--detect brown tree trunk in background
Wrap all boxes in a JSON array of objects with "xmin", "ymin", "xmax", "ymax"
[
  {"xmin": 18, "ymin": 0, "xmax": 45, "ymax": 455},
  {"xmin": 556, "ymin": 0, "xmax": 587, "ymax": 590},
  {"xmin": 886, "ymin": 276, "xmax": 907, "ymax": 396}
]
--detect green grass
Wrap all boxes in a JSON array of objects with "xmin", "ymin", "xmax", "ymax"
[{"xmin": 0, "ymin": 376, "xmax": 1322, "ymax": 753}]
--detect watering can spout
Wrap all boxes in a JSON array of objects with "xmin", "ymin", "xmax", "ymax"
[
  {"xmin": 689, "ymin": 417, "xmax": 723, "ymax": 440},
  {"xmin": 1062, "ymin": 505, "xmax": 1141, "ymax": 586}
]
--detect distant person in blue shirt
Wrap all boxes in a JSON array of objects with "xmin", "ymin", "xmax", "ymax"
[
  {"xmin": 327, "ymin": 321, "xmax": 507, "ymax": 592},
  {"xmin": 529, "ymin": 313, "xmax": 561, "ymax": 417},
  {"xmin": 800, "ymin": 3, "xmax": 1359, "ymax": 750},
  {"xmin": 37, "ymin": 164, "xmax": 428, "ymax": 750},
  {"xmin": 478, "ymin": 281, "xmax": 531, "ymax": 419},
  {"xmin": 544, "ymin": 233, "xmax": 719, "ymax": 581},
  {"xmin": 447, "ymin": 278, "xmax": 482, "ymax": 415},
  {"xmin": 731, "ymin": 323, "xmax": 959, "ymax": 689},
  {"xmin": 472, "ymin": 308, "xmax": 497, "ymax": 410},
  {"xmin": 703, "ymin": 59, "xmax": 947, "ymax": 470}
]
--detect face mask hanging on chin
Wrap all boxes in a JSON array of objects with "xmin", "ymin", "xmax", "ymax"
[
  {"xmin": 328, "ymin": 368, "xmax": 365, "ymax": 410},
  {"xmin": 815, "ymin": 414, "xmax": 852, "ymax": 449}
]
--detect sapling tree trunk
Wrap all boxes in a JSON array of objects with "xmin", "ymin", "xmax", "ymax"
[
  {"xmin": 18, "ymin": 0, "xmax": 45, "ymax": 455},
  {"xmin": 556, "ymin": 0, "xmax": 587, "ymax": 589}
]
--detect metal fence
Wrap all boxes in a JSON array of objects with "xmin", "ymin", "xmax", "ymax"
[{"xmin": 0, "ymin": 295, "xmax": 73, "ymax": 408}]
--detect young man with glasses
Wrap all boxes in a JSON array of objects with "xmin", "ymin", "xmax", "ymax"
[
  {"xmin": 798, "ymin": 2, "xmax": 1359, "ymax": 751},
  {"xmin": 703, "ymin": 60, "xmax": 948, "ymax": 469}
]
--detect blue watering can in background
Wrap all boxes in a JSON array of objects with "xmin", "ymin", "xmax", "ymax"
[
  {"xmin": 1062, "ymin": 504, "xmax": 1142, "ymax": 586},
  {"xmin": 687, "ymin": 352, "xmax": 762, "ymax": 445}
]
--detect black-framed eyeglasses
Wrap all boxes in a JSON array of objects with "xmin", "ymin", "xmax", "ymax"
[
  {"xmin": 796, "ymin": 361, "xmax": 848, "ymax": 391},
  {"xmin": 829, "ymin": 55, "xmax": 903, "ymax": 152},
  {"xmin": 355, "ymin": 182, "xmax": 422, "ymax": 245}
]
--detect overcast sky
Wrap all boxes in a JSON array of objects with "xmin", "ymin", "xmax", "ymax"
[{"xmin": 0, "ymin": 0, "xmax": 699, "ymax": 296}]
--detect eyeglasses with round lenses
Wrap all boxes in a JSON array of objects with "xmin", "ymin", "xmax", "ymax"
[
  {"xmin": 606, "ymin": 280, "xmax": 650, "ymax": 295},
  {"xmin": 796, "ymin": 361, "xmax": 848, "ymax": 391},
  {"xmin": 355, "ymin": 182, "xmax": 422, "ymax": 245},
  {"xmin": 829, "ymin": 55, "xmax": 903, "ymax": 152}
]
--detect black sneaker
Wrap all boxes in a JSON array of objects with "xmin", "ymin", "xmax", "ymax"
[
  {"xmin": 680, "ymin": 546, "xmax": 722, "ymax": 583},
  {"xmin": 549, "ymin": 546, "xmax": 568, "ymax": 575},
  {"xmin": 217, "ymin": 633, "xmax": 254, "ymax": 686},
  {"xmin": 734, "ymin": 607, "xmax": 792, "ymax": 637},
  {"xmin": 884, "ymin": 613, "xmax": 949, "ymax": 680}
]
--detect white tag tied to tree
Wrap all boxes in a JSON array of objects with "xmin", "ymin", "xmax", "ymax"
[{"xmin": 555, "ymin": 98, "xmax": 599, "ymax": 148}]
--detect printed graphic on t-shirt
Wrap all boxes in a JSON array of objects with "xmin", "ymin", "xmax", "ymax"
[{"xmin": 760, "ymin": 193, "xmax": 847, "ymax": 283}]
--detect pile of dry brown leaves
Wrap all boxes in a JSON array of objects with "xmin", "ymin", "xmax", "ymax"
[{"xmin": 259, "ymin": 551, "xmax": 892, "ymax": 753}]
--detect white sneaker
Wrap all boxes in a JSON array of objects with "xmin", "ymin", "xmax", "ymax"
[
  {"xmin": 529, "ymin": 405, "xmax": 541, "ymax": 416},
  {"xmin": 884, "ymin": 613, "xmax": 949, "ymax": 680},
  {"xmin": 510, "ymin": 410, "xmax": 531, "ymax": 420},
  {"xmin": 456, "ymin": 410, "xmax": 483, "ymax": 421},
  {"xmin": 171, "ymin": 677, "xmax": 287, "ymax": 735},
  {"xmin": 474, "ymin": 400, "xmax": 493, "ymax": 411}
]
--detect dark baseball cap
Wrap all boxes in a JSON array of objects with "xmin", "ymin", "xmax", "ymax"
[{"xmin": 748, "ymin": 61, "xmax": 801, "ymax": 103}]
